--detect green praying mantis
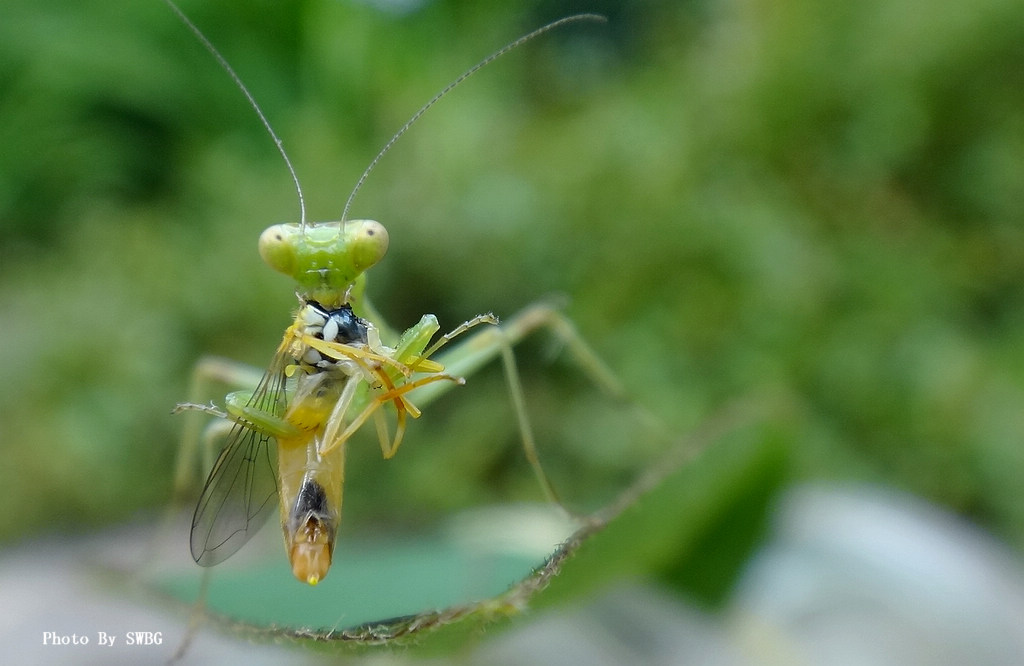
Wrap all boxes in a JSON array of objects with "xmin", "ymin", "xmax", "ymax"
[{"xmin": 167, "ymin": 1, "xmax": 620, "ymax": 586}]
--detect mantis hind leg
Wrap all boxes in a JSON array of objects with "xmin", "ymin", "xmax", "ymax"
[{"xmin": 408, "ymin": 301, "xmax": 632, "ymax": 517}]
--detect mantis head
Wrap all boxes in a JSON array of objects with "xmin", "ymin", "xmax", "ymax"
[{"xmin": 258, "ymin": 220, "xmax": 389, "ymax": 308}]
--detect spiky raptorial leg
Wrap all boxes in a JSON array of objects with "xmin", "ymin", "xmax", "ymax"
[{"xmin": 308, "ymin": 312, "xmax": 499, "ymax": 461}]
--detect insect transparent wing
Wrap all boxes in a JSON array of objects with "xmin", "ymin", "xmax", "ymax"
[
  {"xmin": 189, "ymin": 423, "xmax": 278, "ymax": 566},
  {"xmin": 190, "ymin": 359, "xmax": 288, "ymax": 566}
]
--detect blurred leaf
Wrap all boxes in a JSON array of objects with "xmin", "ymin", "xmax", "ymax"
[{"xmin": 159, "ymin": 396, "xmax": 783, "ymax": 654}]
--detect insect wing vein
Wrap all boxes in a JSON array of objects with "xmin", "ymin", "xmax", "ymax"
[{"xmin": 190, "ymin": 357, "xmax": 288, "ymax": 566}]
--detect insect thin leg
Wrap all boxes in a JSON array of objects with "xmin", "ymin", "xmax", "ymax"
[
  {"xmin": 168, "ymin": 565, "xmax": 210, "ymax": 664},
  {"xmin": 495, "ymin": 331, "xmax": 563, "ymax": 509},
  {"xmin": 421, "ymin": 312, "xmax": 499, "ymax": 359},
  {"xmin": 173, "ymin": 356, "xmax": 264, "ymax": 504},
  {"xmin": 319, "ymin": 373, "xmax": 463, "ymax": 459},
  {"xmin": 404, "ymin": 302, "xmax": 641, "ymax": 517}
]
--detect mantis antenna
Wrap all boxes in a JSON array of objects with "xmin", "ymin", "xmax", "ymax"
[
  {"xmin": 162, "ymin": 0, "xmax": 308, "ymax": 229},
  {"xmin": 340, "ymin": 14, "xmax": 606, "ymax": 224},
  {"xmin": 164, "ymin": 0, "xmax": 604, "ymax": 233}
]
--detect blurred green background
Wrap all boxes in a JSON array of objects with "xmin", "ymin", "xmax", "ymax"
[{"xmin": 2, "ymin": 0, "xmax": 1024, "ymax": 622}]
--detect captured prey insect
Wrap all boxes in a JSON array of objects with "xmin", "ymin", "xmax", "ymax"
[{"xmin": 169, "ymin": 1, "xmax": 614, "ymax": 587}]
